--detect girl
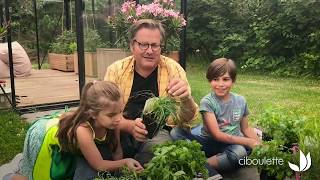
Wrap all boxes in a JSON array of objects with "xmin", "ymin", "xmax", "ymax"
[{"xmin": 6, "ymin": 81, "xmax": 143, "ymax": 180}]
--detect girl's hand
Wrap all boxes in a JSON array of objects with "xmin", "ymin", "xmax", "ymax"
[{"xmin": 125, "ymin": 158, "xmax": 144, "ymax": 172}]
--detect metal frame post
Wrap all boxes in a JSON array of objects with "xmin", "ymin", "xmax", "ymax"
[
  {"xmin": 32, "ymin": 0, "xmax": 41, "ymax": 69},
  {"xmin": 4, "ymin": 0, "xmax": 16, "ymax": 109},
  {"xmin": 64, "ymin": 0, "xmax": 71, "ymax": 30},
  {"xmin": 179, "ymin": 0, "xmax": 187, "ymax": 70},
  {"xmin": 75, "ymin": 0, "xmax": 85, "ymax": 95}
]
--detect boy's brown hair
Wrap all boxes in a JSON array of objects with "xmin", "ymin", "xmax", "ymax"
[{"xmin": 206, "ymin": 58, "xmax": 237, "ymax": 82}]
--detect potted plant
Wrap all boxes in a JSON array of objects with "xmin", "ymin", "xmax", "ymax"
[
  {"xmin": 141, "ymin": 96, "xmax": 178, "ymax": 139},
  {"xmin": 250, "ymin": 106, "xmax": 305, "ymax": 180},
  {"xmin": 74, "ymin": 29, "xmax": 106, "ymax": 77},
  {"xmin": 94, "ymin": 141, "xmax": 208, "ymax": 180},
  {"xmin": 142, "ymin": 140, "xmax": 208, "ymax": 179},
  {"xmin": 48, "ymin": 30, "xmax": 77, "ymax": 71},
  {"xmin": 108, "ymin": 0, "xmax": 186, "ymax": 59}
]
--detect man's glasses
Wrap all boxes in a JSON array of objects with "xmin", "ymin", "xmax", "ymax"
[{"xmin": 133, "ymin": 40, "xmax": 161, "ymax": 51}]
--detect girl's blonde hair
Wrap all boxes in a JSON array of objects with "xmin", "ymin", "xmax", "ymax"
[{"xmin": 57, "ymin": 81, "xmax": 121, "ymax": 153}]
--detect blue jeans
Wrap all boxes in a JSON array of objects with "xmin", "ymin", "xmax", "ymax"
[{"xmin": 171, "ymin": 125, "xmax": 251, "ymax": 171}]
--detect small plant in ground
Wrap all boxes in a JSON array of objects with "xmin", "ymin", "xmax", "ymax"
[
  {"xmin": 250, "ymin": 106, "xmax": 305, "ymax": 179},
  {"xmin": 141, "ymin": 140, "xmax": 208, "ymax": 179},
  {"xmin": 142, "ymin": 96, "xmax": 178, "ymax": 138},
  {"xmin": 94, "ymin": 167, "xmax": 139, "ymax": 180}
]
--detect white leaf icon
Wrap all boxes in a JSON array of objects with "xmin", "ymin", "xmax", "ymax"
[
  {"xmin": 288, "ymin": 162, "xmax": 300, "ymax": 172},
  {"xmin": 288, "ymin": 150, "xmax": 312, "ymax": 172},
  {"xmin": 299, "ymin": 150, "xmax": 308, "ymax": 171},
  {"xmin": 302, "ymin": 153, "xmax": 311, "ymax": 171}
]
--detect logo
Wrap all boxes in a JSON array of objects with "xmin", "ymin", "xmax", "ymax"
[{"xmin": 288, "ymin": 150, "xmax": 311, "ymax": 172}]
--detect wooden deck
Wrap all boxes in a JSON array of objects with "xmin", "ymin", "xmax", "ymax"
[{"xmin": 4, "ymin": 69, "xmax": 80, "ymax": 107}]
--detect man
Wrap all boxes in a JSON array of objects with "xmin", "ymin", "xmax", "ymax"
[{"xmin": 104, "ymin": 19, "xmax": 197, "ymax": 165}]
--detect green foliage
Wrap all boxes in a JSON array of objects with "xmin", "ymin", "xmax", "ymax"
[
  {"xmin": 50, "ymin": 30, "xmax": 77, "ymax": 54},
  {"xmin": 94, "ymin": 167, "xmax": 140, "ymax": 180},
  {"xmin": 251, "ymin": 106, "xmax": 306, "ymax": 179},
  {"xmin": 143, "ymin": 96, "xmax": 179, "ymax": 129},
  {"xmin": 95, "ymin": 141, "xmax": 208, "ymax": 180},
  {"xmin": 0, "ymin": 110, "xmax": 29, "ymax": 164},
  {"xmin": 0, "ymin": 22, "xmax": 8, "ymax": 38},
  {"xmin": 251, "ymin": 140, "xmax": 295, "ymax": 180},
  {"xmin": 142, "ymin": 140, "xmax": 208, "ymax": 179},
  {"xmin": 255, "ymin": 106, "xmax": 305, "ymax": 146},
  {"xmin": 84, "ymin": 29, "xmax": 106, "ymax": 52},
  {"xmin": 187, "ymin": 0, "xmax": 320, "ymax": 77},
  {"xmin": 298, "ymin": 117, "xmax": 320, "ymax": 180}
]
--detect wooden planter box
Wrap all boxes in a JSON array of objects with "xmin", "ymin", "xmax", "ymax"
[
  {"xmin": 74, "ymin": 52, "xmax": 98, "ymax": 77},
  {"xmin": 96, "ymin": 48, "xmax": 130, "ymax": 80},
  {"xmin": 48, "ymin": 53, "xmax": 75, "ymax": 72}
]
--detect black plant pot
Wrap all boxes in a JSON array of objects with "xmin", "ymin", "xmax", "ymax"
[
  {"xmin": 142, "ymin": 113, "xmax": 161, "ymax": 139},
  {"xmin": 260, "ymin": 170, "xmax": 277, "ymax": 180}
]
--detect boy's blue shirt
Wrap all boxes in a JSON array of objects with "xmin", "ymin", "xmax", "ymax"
[{"xmin": 199, "ymin": 92, "xmax": 249, "ymax": 137}]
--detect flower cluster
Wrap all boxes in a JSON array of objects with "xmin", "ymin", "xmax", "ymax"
[{"xmin": 109, "ymin": 0, "xmax": 186, "ymax": 51}]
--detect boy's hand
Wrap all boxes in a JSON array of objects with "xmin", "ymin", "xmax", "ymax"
[
  {"xmin": 125, "ymin": 158, "xmax": 144, "ymax": 172},
  {"xmin": 247, "ymin": 138, "xmax": 262, "ymax": 148},
  {"xmin": 132, "ymin": 118, "xmax": 148, "ymax": 142}
]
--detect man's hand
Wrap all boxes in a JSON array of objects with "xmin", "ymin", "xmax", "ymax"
[
  {"xmin": 132, "ymin": 118, "xmax": 148, "ymax": 142},
  {"xmin": 167, "ymin": 78, "xmax": 190, "ymax": 99}
]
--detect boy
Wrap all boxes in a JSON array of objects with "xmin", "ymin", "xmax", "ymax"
[
  {"xmin": 198, "ymin": 57, "xmax": 261, "ymax": 171},
  {"xmin": 171, "ymin": 58, "xmax": 261, "ymax": 172}
]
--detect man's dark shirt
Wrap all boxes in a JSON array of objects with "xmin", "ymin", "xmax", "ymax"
[{"xmin": 123, "ymin": 68, "xmax": 159, "ymax": 120}]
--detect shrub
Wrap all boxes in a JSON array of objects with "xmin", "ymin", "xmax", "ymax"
[{"xmin": 50, "ymin": 30, "xmax": 77, "ymax": 54}]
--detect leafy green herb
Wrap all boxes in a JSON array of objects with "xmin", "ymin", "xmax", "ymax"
[
  {"xmin": 251, "ymin": 106, "xmax": 305, "ymax": 179},
  {"xmin": 142, "ymin": 96, "xmax": 179, "ymax": 138},
  {"xmin": 141, "ymin": 140, "xmax": 208, "ymax": 179}
]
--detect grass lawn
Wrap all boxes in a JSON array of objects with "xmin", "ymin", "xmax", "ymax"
[
  {"xmin": 0, "ymin": 110, "xmax": 28, "ymax": 165},
  {"xmin": 187, "ymin": 61, "xmax": 320, "ymax": 122}
]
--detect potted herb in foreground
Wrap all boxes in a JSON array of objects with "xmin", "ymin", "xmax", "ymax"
[
  {"xmin": 141, "ymin": 96, "xmax": 178, "ymax": 139},
  {"xmin": 250, "ymin": 106, "xmax": 305, "ymax": 180},
  {"xmin": 142, "ymin": 140, "xmax": 208, "ymax": 179},
  {"xmin": 94, "ymin": 141, "xmax": 208, "ymax": 180}
]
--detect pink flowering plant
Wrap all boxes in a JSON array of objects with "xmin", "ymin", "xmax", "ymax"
[{"xmin": 108, "ymin": 0, "xmax": 186, "ymax": 52}]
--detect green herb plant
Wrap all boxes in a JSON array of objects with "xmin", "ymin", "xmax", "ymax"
[
  {"xmin": 50, "ymin": 30, "xmax": 77, "ymax": 54},
  {"xmin": 142, "ymin": 96, "xmax": 179, "ymax": 138},
  {"xmin": 94, "ymin": 167, "xmax": 139, "ymax": 180},
  {"xmin": 141, "ymin": 140, "xmax": 208, "ymax": 180},
  {"xmin": 251, "ymin": 106, "xmax": 305, "ymax": 179}
]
